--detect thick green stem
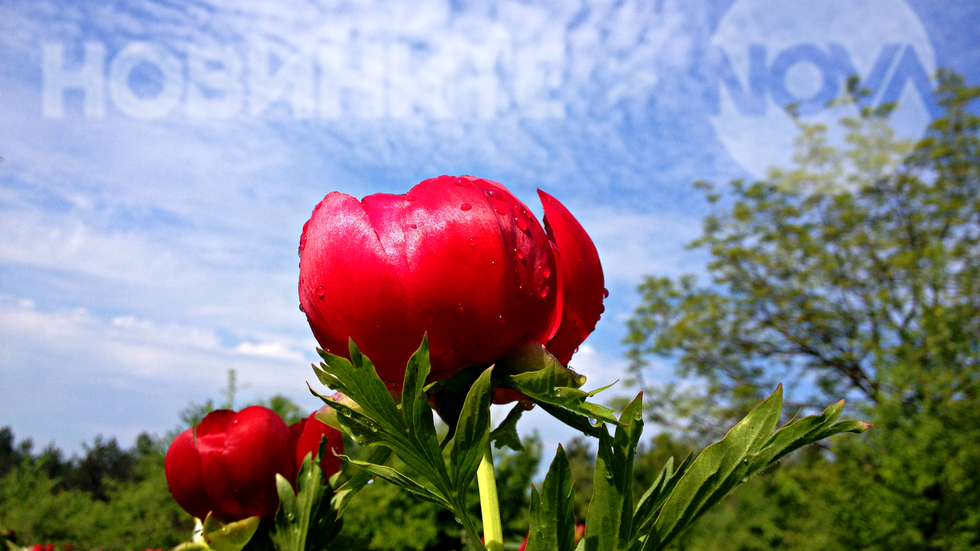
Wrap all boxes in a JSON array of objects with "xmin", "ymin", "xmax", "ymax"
[{"xmin": 477, "ymin": 441, "xmax": 504, "ymax": 551}]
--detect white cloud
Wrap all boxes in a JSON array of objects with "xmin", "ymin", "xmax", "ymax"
[
  {"xmin": 0, "ymin": 0, "xmax": 714, "ymax": 457},
  {"xmin": 0, "ymin": 294, "xmax": 323, "ymax": 453}
]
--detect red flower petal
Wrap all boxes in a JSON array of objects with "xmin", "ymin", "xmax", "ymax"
[
  {"xmin": 290, "ymin": 412, "xmax": 344, "ymax": 482},
  {"xmin": 538, "ymin": 190, "xmax": 605, "ymax": 365},
  {"xmin": 220, "ymin": 406, "xmax": 291, "ymax": 519},
  {"xmin": 164, "ymin": 428, "xmax": 213, "ymax": 520},
  {"xmin": 300, "ymin": 177, "xmax": 559, "ymax": 387},
  {"xmin": 366, "ymin": 176, "xmax": 557, "ymax": 375},
  {"xmin": 194, "ymin": 409, "xmax": 248, "ymax": 521},
  {"xmin": 299, "ymin": 191, "xmax": 425, "ymax": 387}
]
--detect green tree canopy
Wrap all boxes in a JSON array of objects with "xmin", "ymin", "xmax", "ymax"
[
  {"xmin": 626, "ymin": 72, "xmax": 980, "ymax": 435},
  {"xmin": 624, "ymin": 72, "xmax": 980, "ymax": 550}
]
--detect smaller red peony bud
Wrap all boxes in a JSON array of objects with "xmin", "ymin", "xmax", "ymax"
[
  {"xmin": 165, "ymin": 406, "xmax": 291, "ymax": 521},
  {"xmin": 288, "ymin": 411, "xmax": 345, "ymax": 484}
]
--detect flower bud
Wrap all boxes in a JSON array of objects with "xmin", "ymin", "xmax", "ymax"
[{"xmin": 299, "ymin": 176, "xmax": 605, "ymax": 388}]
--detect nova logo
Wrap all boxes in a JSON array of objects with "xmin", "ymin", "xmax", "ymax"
[{"xmin": 709, "ymin": 0, "xmax": 937, "ymax": 178}]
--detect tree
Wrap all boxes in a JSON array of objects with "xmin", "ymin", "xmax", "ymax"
[{"xmin": 624, "ymin": 72, "xmax": 980, "ymax": 549}]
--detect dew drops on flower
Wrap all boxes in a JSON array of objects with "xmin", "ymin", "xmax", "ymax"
[{"xmin": 485, "ymin": 189, "xmax": 505, "ymax": 201}]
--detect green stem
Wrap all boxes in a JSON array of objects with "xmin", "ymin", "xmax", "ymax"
[{"xmin": 477, "ymin": 441, "xmax": 504, "ymax": 551}]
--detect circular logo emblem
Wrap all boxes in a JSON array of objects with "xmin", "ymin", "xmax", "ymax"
[{"xmin": 710, "ymin": 0, "xmax": 937, "ymax": 178}]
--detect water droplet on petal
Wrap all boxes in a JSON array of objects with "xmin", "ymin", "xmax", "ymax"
[
  {"xmin": 486, "ymin": 189, "xmax": 505, "ymax": 201},
  {"xmin": 603, "ymin": 288, "xmax": 610, "ymax": 298},
  {"xmin": 405, "ymin": 194, "xmax": 416, "ymax": 201},
  {"xmin": 537, "ymin": 282, "xmax": 549, "ymax": 297},
  {"xmin": 299, "ymin": 303, "xmax": 305, "ymax": 312},
  {"xmin": 316, "ymin": 286, "xmax": 326, "ymax": 299},
  {"xmin": 460, "ymin": 203, "xmax": 472, "ymax": 211},
  {"xmin": 454, "ymin": 177, "xmax": 472, "ymax": 187},
  {"xmin": 410, "ymin": 223, "xmax": 417, "ymax": 229},
  {"xmin": 423, "ymin": 310, "xmax": 435, "ymax": 323},
  {"xmin": 457, "ymin": 303, "xmax": 464, "ymax": 312},
  {"xmin": 515, "ymin": 249, "xmax": 525, "ymax": 261},
  {"xmin": 515, "ymin": 216, "xmax": 528, "ymax": 231},
  {"xmin": 468, "ymin": 237, "xmax": 477, "ymax": 247},
  {"xmin": 498, "ymin": 315, "xmax": 505, "ymax": 323},
  {"xmin": 440, "ymin": 348, "xmax": 454, "ymax": 360},
  {"xmin": 495, "ymin": 207, "xmax": 507, "ymax": 215},
  {"xmin": 600, "ymin": 304, "xmax": 605, "ymax": 313},
  {"xmin": 541, "ymin": 266, "xmax": 551, "ymax": 279}
]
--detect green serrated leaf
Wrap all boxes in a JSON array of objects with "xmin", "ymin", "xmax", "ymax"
[
  {"xmin": 584, "ymin": 394, "xmax": 644, "ymax": 551},
  {"xmin": 641, "ymin": 386, "xmax": 782, "ymax": 550},
  {"xmin": 271, "ymin": 451, "xmax": 342, "ymax": 551},
  {"xmin": 630, "ymin": 453, "xmax": 693, "ymax": 543},
  {"xmin": 340, "ymin": 455, "xmax": 452, "ymax": 509},
  {"xmin": 489, "ymin": 403, "xmax": 527, "ymax": 451},
  {"xmin": 752, "ymin": 400, "xmax": 869, "ymax": 469},
  {"xmin": 308, "ymin": 336, "xmax": 488, "ymax": 548},
  {"xmin": 637, "ymin": 387, "xmax": 869, "ymax": 551},
  {"xmin": 497, "ymin": 341, "xmax": 588, "ymax": 388},
  {"xmin": 344, "ymin": 340, "xmax": 405, "ymax": 424},
  {"xmin": 502, "ymin": 368, "xmax": 622, "ymax": 429},
  {"xmin": 527, "ymin": 445, "xmax": 576, "ymax": 551},
  {"xmin": 401, "ymin": 335, "xmax": 433, "ymax": 434},
  {"xmin": 586, "ymin": 380, "xmax": 619, "ymax": 397},
  {"xmin": 311, "ymin": 363, "xmax": 343, "ymax": 393},
  {"xmin": 202, "ymin": 514, "xmax": 261, "ymax": 551},
  {"xmin": 313, "ymin": 338, "xmax": 453, "ymax": 495},
  {"xmin": 538, "ymin": 403, "xmax": 604, "ymax": 438},
  {"xmin": 450, "ymin": 366, "xmax": 493, "ymax": 493},
  {"xmin": 332, "ymin": 447, "xmax": 392, "ymax": 516}
]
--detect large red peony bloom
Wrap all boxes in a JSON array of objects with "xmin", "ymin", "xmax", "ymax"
[
  {"xmin": 165, "ymin": 406, "xmax": 343, "ymax": 521},
  {"xmin": 298, "ymin": 175, "xmax": 604, "ymax": 388}
]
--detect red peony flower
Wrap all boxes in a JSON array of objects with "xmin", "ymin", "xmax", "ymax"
[
  {"xmin": 165, "ymin": 406, "xmax": 343, "ymax": 522},
  {"xmin": 287, "ymin": 411, "xmax": 344, "ymax": 484},
  {"xmin": 298, "ymin": 175, "xmax": 604, "ymax": 388}
]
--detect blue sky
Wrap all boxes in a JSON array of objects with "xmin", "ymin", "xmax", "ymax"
[{"xmin": 1, "ymin": 0, "xmax": 978, "ymax": 457}]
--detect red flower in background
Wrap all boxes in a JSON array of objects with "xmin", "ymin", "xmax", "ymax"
[
  {"xmin": 288, "ymin": 411, "xmax": 344, "ymax": 484},
  {"xmin": 165, "ymin": 406, "xmax": 343, "ymax": 521},
  {"xmin": 298, "ymin": 175, "xmax": 604, "ymax": 388}
]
